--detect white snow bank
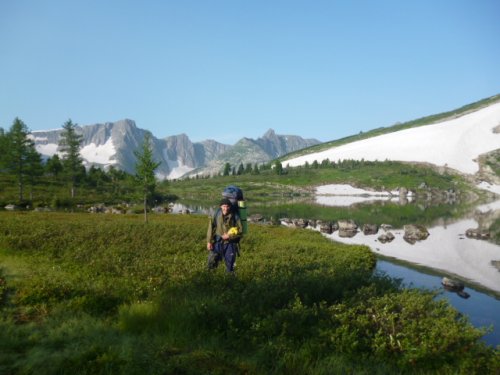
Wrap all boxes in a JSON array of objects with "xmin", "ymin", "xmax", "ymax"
[
  {"xmin": 477, "ymin": 182, "xmax": 500, "ymax": 195},
  {"xmin": 80, "ymin": 139, "xmax": 117, "ymax": 165},
  {"xmin": 284, "ymin": 102, "xmax": 500, "ymax": 175},
  {"xmin": 35, "ymin": 143, "xmax": 58, "ymax": 156}
]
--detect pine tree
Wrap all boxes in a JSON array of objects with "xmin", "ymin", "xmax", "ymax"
[
  {"xmin": 245, "ymin": 163, "xmax": 252, "ymax": 174},
  {"xmin": 223, "ymin": 162, "xmax": 231, "ymax": 176},
  {"xmin": 45, "ymin": 154, "xmax": 63, "ymax": 182},
  {"xmin": 25, "ymin": 143, "xmax": 44, "ymax": 200},
  {"xmin": 134, "ymin": 133, "xmax": 161, "ymax": 223},
  {"xmin": 0, "ymin": 127, "xmax": 7, "ymax": 171},
  {"xmin": 274, "ymin": 160, "xmax": 283, "ymax": 175},
  {"xmin": 252, "ymin": 163, "xmax": 260, "ymax": 175},
  {"xmin": 59, "ymin": 119, "xmax": 84, "ymax": 198},
  {"xmin": 237, "ymin": 163, "xmax": 244, "ymax": 175},
  {"xmin": 5, "ymin": 118, "xmax": 37, "ymax": 202}
]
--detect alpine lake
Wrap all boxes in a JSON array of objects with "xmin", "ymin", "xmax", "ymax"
[{"xmin": 174, "ymin": 193, "xmax": 500, "ymax": 347}]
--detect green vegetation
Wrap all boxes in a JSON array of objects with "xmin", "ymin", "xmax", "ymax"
[
  {"xmin": 165, "ymin": 159, "xmax": 471, "ymax": 205},
  {"xmin": 134, "ymin": 132, "xmax": 162, "ymax": 222},
  {"xmin": 0, "ymin": 212, "xmax": 498, "ymax": 374},
  {"xmin": 59, "ymin": 119, "xmax": 85, "ymax": 199}
]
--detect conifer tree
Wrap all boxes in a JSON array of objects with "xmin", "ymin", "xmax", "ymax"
[
  {"xmin": 0, "ymin": 127, "xmax": 7, "ymax": 171},
  {"xmin": 253, "ymin": 163, "xmax": 260, "ymax": 175},
  {"xmin": 59, "ymin": 119, "xmax": 84, "ymax": 198},
  {"xmin": 237, "ymin": 162, "xmax": 244, "ymax": 175},
  {"xmin": 134, "ymin": 133, "xmax": 161, "ymax": 223},
  {"xmin": 245, "ymin": 163, "xmax": 252, "ymax": 174},
  {"xmin": 45, "ymin": 154, "xmax": 63, "ymax": 182},
  {"xmin": 223, "ymin": 162, "xmax": 231, "ymax": 176},
  {"xmin": 25, "ymin": 143, "xmax": 44, "ymax": 200},
  {"xmin": 274, "ymin": 160, "xmax": 283, "ymax": 175},
  {"xmin": 5, "ymin": 118, "xmax": 37, "ymax": 202}
]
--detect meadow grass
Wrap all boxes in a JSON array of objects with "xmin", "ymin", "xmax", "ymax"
[
  {"xmin": 165, "ymin": 160, "xmax": 472, "ymax": 204},
  {"xmin": 0, "ymin": 212, "xmax": 498, "ymax": 374}
]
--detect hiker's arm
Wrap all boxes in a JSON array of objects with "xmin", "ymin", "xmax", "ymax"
[
  {"xmin": 230, "ymin": 217, "xmax": 243, "ymax": 242},
  {"xmin": 207, "ymin": 217, "xmax": 215, "ymax": 250}
]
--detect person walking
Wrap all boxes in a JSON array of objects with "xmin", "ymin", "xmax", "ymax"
[{"xmin": 207, "ymin": 198, "xmax": 243, "ymax": 273}]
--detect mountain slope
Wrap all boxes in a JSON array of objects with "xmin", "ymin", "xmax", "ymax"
[
  {"xmin": 282, "ymin": 100, "xmax": 500, "ymax": 177},
  {"xmin": 31, "ymin": 120, "xmax": 319, "ymax": 179}
]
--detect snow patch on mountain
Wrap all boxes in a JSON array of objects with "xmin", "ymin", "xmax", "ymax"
[
  {"xmin": 36, "ymin": 142, "xmax": 58, "ymax": 156},
  {"xmin": 80, "ymin": 139, "xmax": 117, "ymax": 165},
  {"xmin": 283, "ymin": 102, "xmax": 500, "ymax": 175},
  {"xmin": 166, "ymin": 158, "xmax": 195, "ymax": 180}
]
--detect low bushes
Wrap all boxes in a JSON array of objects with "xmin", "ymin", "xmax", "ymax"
[{"xmin": 0, "ymin": 212, "xmax": 498, "ymax": 374}]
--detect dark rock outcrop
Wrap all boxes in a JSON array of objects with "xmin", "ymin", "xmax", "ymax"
[{"xmin": 403, "ymin": 224, "xmax": 430, "ymax": 244}]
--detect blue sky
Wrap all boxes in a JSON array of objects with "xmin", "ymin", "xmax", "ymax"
[{"xmin": 1, "ymin": 1, "xmax": 499, "ymax": 144}]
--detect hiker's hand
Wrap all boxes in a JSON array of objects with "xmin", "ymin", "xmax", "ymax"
[
  {"xmin": 207, "ymin": 242, "xmax": 213, "ymax": 250},
  {"xmin": 221, "ymin": 233, "xmax": 230, "ymax": 241}
]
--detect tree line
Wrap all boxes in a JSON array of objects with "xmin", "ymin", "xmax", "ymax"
[{"xmin": 0, "ymin": 118, "xmax": 160, "ymax": 220}]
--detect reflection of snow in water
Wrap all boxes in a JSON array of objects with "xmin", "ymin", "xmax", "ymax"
[
  {"xmin": 316, "ymin": 195, "xmax": 396, "ymax": 206},
  {"xmin": 315, "ymin": 184, "xmax": 413, "ymax": 206},
  {"xmin": 324, "ymin": 218, "xmax": 500, "ymax": 294}
]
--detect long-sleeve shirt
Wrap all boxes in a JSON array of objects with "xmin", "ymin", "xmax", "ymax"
[{"xmin": 207, "ymin": 210, "xmax": 243, "ymax": 244}]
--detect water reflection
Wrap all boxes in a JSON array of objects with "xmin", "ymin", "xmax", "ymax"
[
  {"xmin": 376, "ymin": 260, "xmax": 500, "ymax": 347},
  {"xmin": 325, "ymin": 217, "xmax": 500, "ymax": 294}
]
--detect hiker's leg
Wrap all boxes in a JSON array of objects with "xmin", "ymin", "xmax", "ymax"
[
  {"xmin": 207, "ymin": 244, "xmax": 222, "ymax": 270},
  {"xmin": 223, "ymin": 243, "xmax": 236, "ymax": 273}
]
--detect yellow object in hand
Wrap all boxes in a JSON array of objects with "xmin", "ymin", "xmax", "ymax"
[{"xmin": 228, "ymin": 227, "xmax": 239, "ymax": 236}]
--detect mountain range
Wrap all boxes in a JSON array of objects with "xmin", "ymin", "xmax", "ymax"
[{"xmin": 31, "ymin": 120, "xmax": 320, "ymax": 179}]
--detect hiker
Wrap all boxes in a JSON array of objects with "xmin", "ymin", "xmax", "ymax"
[{"xmin": 206, "ymin": 198, "xmax": 243, "ymax": 273}]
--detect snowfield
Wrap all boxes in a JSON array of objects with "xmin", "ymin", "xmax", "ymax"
[
  {"xmin": 80, "ymin": 138, "xmax": 117, "ymax": 165},
  {"xmin": 283, "ymin": 102, "xmax": 500, "ymax": 175}
]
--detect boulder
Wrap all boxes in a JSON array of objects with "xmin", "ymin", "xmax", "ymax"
[
  {"xmin": 441, "ymin": 277, "xmax": 470, "ymax": 299},
  {"xmin": 380, "ymin": 223, "xmax": 393, "ymax": 231},
  {"xmin": 403, "ymin": 224, "xmax": 429, "ymax": 244},
  {"xmin": 338, "ymin": 229, "xmax": 357, "ymax": 238},
  {"xmin": 248, "ymin": 214, "xmax": 264, "ymax": 223},
  {"xmin": 152, "ymin": 206, "xmax": 167, "ymax": 214},
  {"xmin": 292, "ymin": 218, "xmax": 308, "ymax": 228},
  {"xmin": 4, "ymin": 204, "xmax": 18, "ymax": 211},
  {"xmin": 378, "ymin": 232, "xmax": 395, "ymax": 243},
  {"xmin": 88, "ymin": 205, "xmax": 105, "ymax": 213},
  {"xmin": 318, "ymin": 221, "xmax": 333, "ymax": 234},
  {"xmin": 331, "ymin": 221, "xmax": 339, "ymax": 231},
  {"xmin": 465, "ymin": 228, "xmax": 490, "ymax": 240},
  {"xmin": 362, "ymin": 224, "xmax": 378, "ymax": 235},
  {"xmin": 338, "ymin": 220, "xmax": 358, "ymax": 231}
]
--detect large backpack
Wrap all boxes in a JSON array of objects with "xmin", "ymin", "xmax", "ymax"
[{"xmin": 220, "ymin": 185, "xmax": 248, "ymax": 234}]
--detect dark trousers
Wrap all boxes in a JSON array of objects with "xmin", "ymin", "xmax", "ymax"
[{"xmin": 207, "ymin": 242, "xmax": 237, "ymax": 273}]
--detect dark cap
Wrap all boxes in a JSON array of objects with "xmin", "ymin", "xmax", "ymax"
[{"xmin": 220, "ymin": 198, "xmax": 232, "ymax": 206}]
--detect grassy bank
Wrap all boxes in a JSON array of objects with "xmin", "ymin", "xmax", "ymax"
[
  {"xmin": 0, "ymin": 212, "xmax": 498, "ymax": 374},
  {"xmin": 166, "ymin": 160, "xmax": 472, "ymax": 204}
]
